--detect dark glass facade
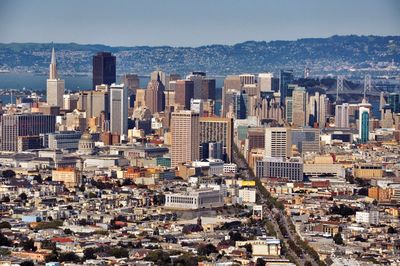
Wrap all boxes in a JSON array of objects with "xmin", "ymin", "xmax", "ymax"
[
  {"xmin": 279, "ymin": 69, "xmax": 294, "ymax": 105},
  {"xmin": 360, "ymin": 111, "xmax": 369, "ymax": 143},
  {"xmin": 92, "ymin": 52, "xmax": 116, "ymax": 89},
  {"xmin": 388, "ymin": 93, "xmax": 400, "ymax": 113}
]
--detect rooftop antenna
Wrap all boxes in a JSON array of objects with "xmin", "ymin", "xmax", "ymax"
[
  {"xmin": 363, "ymin": 74, "xmax": 371, "ymax": 102},
  {"xmin": 336, "ymin": 75, "xmax": 344, "ymax": 103}
]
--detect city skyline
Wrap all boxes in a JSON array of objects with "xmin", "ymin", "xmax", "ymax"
[
  {"xmin": 0, "ymin": 2, "xmax": 399, "ymax": 265},
  {"xmin": 0, "ymin": 0, "xmax": 399, "ymax": 46}
]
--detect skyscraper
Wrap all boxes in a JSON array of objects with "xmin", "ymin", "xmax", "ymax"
[
  {"xmin": 187, "ymin": 72, "xmax": 206, "ymax": 99},
  {"xmin": 121, "ymin": 74, "xmax": 140, "ymax": 108},
  {"xmin": 247, "ymin": 127, "xmax": 266, "ymax": 156},
  {"xmin": 202, "ymin": 78, "xmax": 216, "ymax": 100},
  {"xmin": 279, "ymin": 70, "xmax": 294, "ymax": 105},
  {"xmin": 110, "ymin": 84, "xmax": 128, "ymax": 136},
  {"xmin": 175, "ymin": 80, "xmax": 194, "ymax": 110},
  {"xmin": 359, "ymin": 100, "xmax": 371, "ymax": 143},
  {"xmin": 222, "ymin": 75, "xmax": 242, "ymax": 116},
  {"xmin": 388, "ymin": 93, "xmax": 400, "ymax": 113},
  {"xmin": 191, "ymin": 99, "xmax": 204, "ymax": 115},
  {"xmin": 258, "ymin": 73, "xmax": 274, "ymax": 92},
  {"xmin": 318, "ymin": 93, "xmax": 329, "ymax": 128},
  {"xmin": 199, "ymin": 117, "xmax": 233, "ymax": 162},
  {"xmin": 171, "ymin": 110, "xmax": 200, "ymax": 167},
  {"xmin": 234, "ymin": 90, "xmax": 248, "ymax": 119},
  {"xmin": 285, "ymin": 97, "xmax": 293, "ymax": 123},
  {"xmin": 151, "ymin": 71, "xmax": 180, "ymax": 91},
  {"xmin": 308, "ymin": 92, "xmax": 328, "ymax": 128},
  {"xmin": 145, "ymin": 74, "xmax": 165, "ymax": 114},
  {"xmin": 292, "ymin": 87, "xmax": 307, "ymax": 127},
  {"xmin": 1, "ymin": 114, "xmax": 56, "ymax": 151},
  {"xmin": 134, "ymin": 89, "xmax": 146, "ymax": 109},
  {"xmin": 83, "ymin": 88, "xmax": 110, "ymax": 129},
  {"xmin": 46, "ymin": 48, "xmax": 65, "ymax": 107},
  {"xmin": 335, "ymin": 103, "xmax": 350, "ymax": 128},
  {"xmin": 239, "ymin": 74, "xmax": 256, "ymax": 85},
  {"xmin": 264, "ymin": 127, "xmax": 290, "ymax": 158},
  {"xmin": 121, "ymin": 74, "xmax": 140, "ymax": 91},
  {"xmin": 291, "ymin": 128, "xmax": 320, "ymax": 154},
  {"xmin": 92, "ymin": 52, "xmax": 116, "ymax": 89}
]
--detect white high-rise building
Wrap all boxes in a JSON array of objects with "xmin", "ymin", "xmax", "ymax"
[
  {"xmin": 190, "ymin": 99, "xmax": 204, "ymax": 116},
  {"xmin": 46, "ymin": 48, "xmax": 65, "ymax": 107},
  {"xmin": 335, "ymin": 103, "xmax": 349, "ymax": 128},
  {"xmin": 258, "ymin": 73, "xmax": 274, "ymax": 92},
  {"xmin": 110, "ymin": 84, "xmax": 128, "ymax": 136},
  {"xmin": 264, "ymin": 127, "xmax": 290, "ymax": 158},
  {"xmin": 355, "ymin": 210, "xmax": 379, "ymax": 225}
]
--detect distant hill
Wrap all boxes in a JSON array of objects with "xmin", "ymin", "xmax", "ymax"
[{"xmin": 0, "ymin": 35, "xmax": 399, "ymax": 76}]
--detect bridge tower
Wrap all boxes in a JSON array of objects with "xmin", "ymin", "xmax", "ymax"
[
  {"xmin": 336, "ymin": 75, "xmax": 344, "ymax": 103},
  {"xmin": 363, "ymin": 74, "xmax": 371, "ymax": 102}
]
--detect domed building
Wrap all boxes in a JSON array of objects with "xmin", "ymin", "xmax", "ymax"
[{"xmin": 78, "ymin": 131, "xmax": 94, "ymax": 155}]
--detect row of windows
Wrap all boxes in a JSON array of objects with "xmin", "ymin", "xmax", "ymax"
[{"xmin": 167, "ymin": 196, "xmax": 197, "ymax": 204}]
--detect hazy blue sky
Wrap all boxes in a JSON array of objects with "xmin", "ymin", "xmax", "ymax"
[{"xmin": 0, "ymin": 0, "xmax": 399, "ymax": 46}]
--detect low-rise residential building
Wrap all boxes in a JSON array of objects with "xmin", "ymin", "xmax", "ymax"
[
  {"xmin": 236, "ymin": 239, "xmax": 281, "ymax": 256},
  {"xmin": 52, "ymin": 168, "xmax": 81, "ymax": 188}
]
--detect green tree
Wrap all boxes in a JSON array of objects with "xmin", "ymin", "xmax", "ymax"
[
  {"xmin": 2, "ymin": 170, "xmax": 16, "ymax": 179},
  {"xmin": 197, "ymin": 243, "xmax": 218, "ymax": 256},
  {"xmin": 41, "ymin": 239, "xmax": 56, "ymax": 250},
  {"xmin": 1, "ymin": 196, "xmax": 10, "ymax": 203},
  {"xmin": 145, "ymin": 250, "xmax": 171, "ymax": 265},
  {"xmin": 21, "ymin": 239, "xmax": 37, "ymax": 251},
  {"xmin": 19, "ymin": 192, "xmax": 28, "ymax": 201},
  {"xmin": 333, "ymin": 232, "xmax": 344, "ymax": 245},
  {"xmin": 34, "ymin": 220, "xmax": 63, "ymax": 230},
  {"xmin": 174, "ymin": 253, "xmax": 198, "ymax": 266},
  {"xmin": 45, "ymin": 250, "xmax": 59, "ymax": 262},
  {"xmin": 58, "ymin": 252, "xmax": 80, "ymax": 262},
  {"xmin": 256, "ymin": 258, "xmax": 266, "ymax": 266},
  {"xmin": 33, "ymin": 175, "xmax": 43, "ymax": 184},
  {"xmin": 109, "ymin": 247, "xmax": 129, "ymax": 258},
  {"xmin": 63, "ymin": 228, "xmax": 73, "ymax": 235},
  {"xmin": 0, "ymin": 221, "xmax": 11, "ymax": 229},
  {"xmin": 243, "ymin": 243, "xmax": 252, "ymax": 253},
  {"xmin": 20, "ymin": 261, "xmax": 35, "ymax": 266},
  {"xmin": 388, "ymin": 226, "xmax": 397, "ymax": 234},
  {"xmin": 88, "ymin": 192, "xmax": 97, "ymax": 199},
  {"xmin": 0, "ymin": 248, "xmax": 11, "ymax": 256},
  {"xmin": 0, "ymin": 232, "xmax": 12, "ymax": 246},
  {"xmin": 83, "ymin": 247, "xmax": 97, "ymax": 260},
  {"xmin": 229, "ymin": 231, "xmax": 244, "ymax": 241}
]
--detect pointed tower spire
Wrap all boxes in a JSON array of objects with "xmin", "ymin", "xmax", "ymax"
[
  {"xmin": 49, "ymin": 46, "xmax": 58, "ymax": 79},
  {"xmin": 51, "ymin": 47, "xmax": 56, "ymax": 65}
]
